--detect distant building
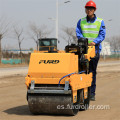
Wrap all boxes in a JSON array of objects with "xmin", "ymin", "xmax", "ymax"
[
  {"xmin": 2, "ymin": 49, "xmax": 32, "ymax": 54},
  {"xmin": 101, "ymin": 41, "xmax": 111, "ymax": 55}
]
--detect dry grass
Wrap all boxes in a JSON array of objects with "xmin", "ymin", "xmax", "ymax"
[
  {"xmin": 100, "ymin": 57, "xmax": 120, "ymax": 61},
  {"xmin": 0, "ymin": 63, "xmax": 28, "ymax": 68}
]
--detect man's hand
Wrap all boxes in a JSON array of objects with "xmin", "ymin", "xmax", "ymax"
[{"xmin": 88, "ymin": 42, "xmax": 96, "ymax": 46}]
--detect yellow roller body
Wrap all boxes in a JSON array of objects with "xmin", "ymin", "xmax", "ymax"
[{"xmin": 25, "ymin": 46, "xmax": 95, "ymax": 104}]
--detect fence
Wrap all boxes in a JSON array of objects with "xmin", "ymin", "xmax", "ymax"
[
  {"xmin": 100, "ymin": 51, "xmax": 120, "ymax": 60},
  {"xmin": 1, "ymin": 51, "xmax": 31, "ymax": 64},
  {"xmin": 1, "ymin": 59, "xmax": 26, "ymax": 65}
]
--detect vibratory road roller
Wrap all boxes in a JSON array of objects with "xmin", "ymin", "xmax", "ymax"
[{"xmin": 25, "ymin": 38, "xmax": 95, "ymax": 115}]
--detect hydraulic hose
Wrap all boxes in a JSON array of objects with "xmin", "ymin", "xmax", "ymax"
[{"xmin": 58, "ymin": 71, "xmax": 85, "ymax": 86}]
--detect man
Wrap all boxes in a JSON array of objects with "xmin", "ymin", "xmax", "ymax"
[{"xmin": 76, "ymin": 0, "xmax": 106, "ymax": 101}]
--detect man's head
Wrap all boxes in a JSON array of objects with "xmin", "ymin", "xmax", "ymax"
[{"xmin": 85, "ymin": 1, "xmax": 96, "ymax": 18}]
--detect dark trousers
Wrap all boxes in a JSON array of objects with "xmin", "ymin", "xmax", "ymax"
[{"xmin": 89, "ymin": 55, "xmax": 100, "ymax": 96}]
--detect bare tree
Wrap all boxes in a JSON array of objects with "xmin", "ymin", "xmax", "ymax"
[
  {"xmin": 13, "ymin": 26, "xmax": 24, "ymax": 63},
  {"xmin": 61, "ymin": 26, "xmax": 78, "ymax": 45},
  {"xmin": 107, "ymin": 36, "xmax": 120, "ymax": 53},
  {"xmin": 28, "ymin": 23, "xmax": 51, "ymax": 50},
  {"xmin": 0, "ymin": 17, "xmax": 10, "ymax": 64}
]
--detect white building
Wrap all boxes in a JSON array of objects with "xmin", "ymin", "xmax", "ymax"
[{"xmin": 101, "ymin": 41, "xmax": 111, "ymax": 55}]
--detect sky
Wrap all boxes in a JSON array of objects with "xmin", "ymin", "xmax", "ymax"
[{"xmin": 0, "ymin": 0, "xmax": 120, "ymax": 50}]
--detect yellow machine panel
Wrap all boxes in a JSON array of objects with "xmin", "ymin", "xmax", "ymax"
[
  {"xmin": 28, "ymin": 53, "xmax": 78, "ymax": 77},
  {"xmin": 85, "ymin": 46, "xmax": 95, "ymax": 61}
]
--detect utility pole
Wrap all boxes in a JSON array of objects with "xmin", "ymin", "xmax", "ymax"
[
  {"xmin": 49, "ymin": 0, "xmax": 70, "ymax": 40},
  {"xmin": 56, "ymin": 0, "xmax": 58, "ymax": 39},
  {"xmin": 0, "ymin": 34, "xmax": 2, "ymax": 64}
]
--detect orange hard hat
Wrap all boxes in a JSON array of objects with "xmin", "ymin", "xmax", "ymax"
[{"xmin": 85, "ymin": 0, "xmax": 96, "ymax": 9}]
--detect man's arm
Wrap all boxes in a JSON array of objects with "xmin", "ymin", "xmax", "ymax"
[
  {"xmin": 93, "ymin": 20, "xmax": 106, "ymax": 45},
  {"xmin": 76, "ymin": 19, "xmax": 84, "ymax": 39}
]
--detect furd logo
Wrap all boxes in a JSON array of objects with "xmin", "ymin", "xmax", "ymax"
[{"xmin": 39, "ymin": 60, "xmax": 60, "ymax": 64}]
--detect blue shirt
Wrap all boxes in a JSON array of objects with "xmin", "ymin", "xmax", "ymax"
[{"xmin": 76, "ymin": 15, "xmax": 106, "ymax": 53}]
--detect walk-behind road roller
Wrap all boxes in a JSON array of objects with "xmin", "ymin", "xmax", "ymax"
[{"xmin": 25, "ymin": 38, "xmax": 95, "ymax": 115}]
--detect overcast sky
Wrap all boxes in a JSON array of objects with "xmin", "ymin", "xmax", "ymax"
[{"xmin": 0, "ymin": 0, "xmax": 120, "ymax": 50}]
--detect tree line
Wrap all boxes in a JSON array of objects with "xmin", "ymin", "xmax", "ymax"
[
  {"xmin": 0, "ymin": 16, "xmax": 120, "ymax": 64},
  {"xmin": 0, "ymin": 16, "xmax": 78, "ymax": 64}
]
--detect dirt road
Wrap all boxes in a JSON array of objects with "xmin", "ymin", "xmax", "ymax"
[
  {"xmin": 0, "ymin": 67, "xmax": 28, "ymax": 78},
  {"xmin": 0, "ymin": 62, "xmax": 120, "ymax": 120}
]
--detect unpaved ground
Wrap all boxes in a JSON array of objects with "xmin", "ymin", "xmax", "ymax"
[
  {"xmin": 0, "ymin": 63, "xmax": 120, "ymax": 120},
  {"xmin": 0, "ymin": 64, "xmax": 28, "ymax": 68},
  {"xmin": 0, "ymin": 67, "xmax": 28, "ymax": 78}
]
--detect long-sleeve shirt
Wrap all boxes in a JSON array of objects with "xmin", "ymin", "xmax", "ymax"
[{"xmin": 76, "ymin": 15, "xmax": 106, "ymax": 53}]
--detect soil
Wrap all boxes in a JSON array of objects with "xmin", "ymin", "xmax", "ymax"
[{"xmin": 0, "ymin": 62, "xmax": 120, "ymax": 120}]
